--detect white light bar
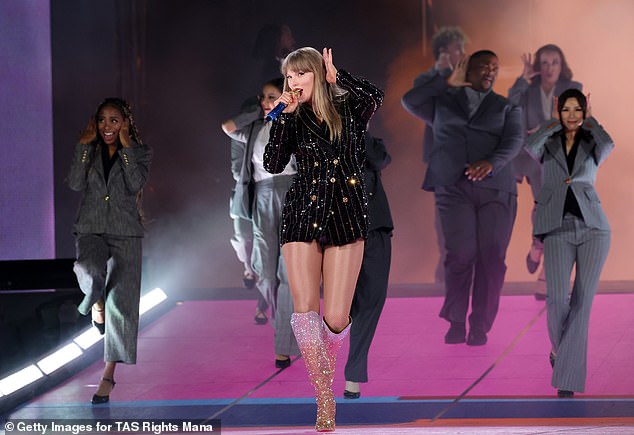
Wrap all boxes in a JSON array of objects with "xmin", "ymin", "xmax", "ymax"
[
  {"xmin": 139, "ymin": 287, "xmax": 167, "ymax": 315},
  {"xmin": 73, "ymin": 326, "xmax": 104, "ymax": 350},
  {"xmin": 0, "ymin": 365, "xmax": 44, "ymax": 395},
  {"xmin": 1, "ymin": 287, "xmax": 168, "ymax": 398},
  {"xmin": 36, "ymin": 342, "xmax": 83, "ymax": 375}
]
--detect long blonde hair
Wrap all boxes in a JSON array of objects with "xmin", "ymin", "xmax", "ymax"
[{"xmin": 281, "ymin": 47, "xmax": 346, "ymax": 142}]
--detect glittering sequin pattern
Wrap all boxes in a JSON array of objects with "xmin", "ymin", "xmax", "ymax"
[
  {"xmin": 290, "ymin": 311, "xmax": 351, "ymax": 432},
  {"xmin": 264, "ymin": 69, "xmax": 384, "ymax": 246}
]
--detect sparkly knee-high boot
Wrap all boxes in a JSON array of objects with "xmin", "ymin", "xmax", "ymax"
[
  {"xmin": 290, "ymin": 311, "xmax": 333, "ymax": 432},
  {"xmin": 317, "ymin": 317, "xmax": 351, "ymax": 432}
]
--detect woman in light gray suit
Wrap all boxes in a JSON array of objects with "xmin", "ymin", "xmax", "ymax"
[
  {"xmin": 222, "ymin": 78, "xmax": 299, "ymax": 369},
  {"xmin": 526, "ymin": 89, "xmax": 613, "ymax": 397},
  {"xmin": 68, "ymin": 98, "xmax": 152, "ymax": 404}
]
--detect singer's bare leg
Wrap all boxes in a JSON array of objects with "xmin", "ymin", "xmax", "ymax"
[
  {"xmin": 322, "ymin": 240, "xmax": 364, "ymax": 331},
  {"xmin": 282, "ymin": 241, "xmax": 322, "ymax": 313},
  {"xmin": 281, "ymin": 239, "xmax": 364, "ymax": 324}
]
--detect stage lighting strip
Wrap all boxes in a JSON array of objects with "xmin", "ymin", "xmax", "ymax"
[
  {"xmin": 431, "ymin": 304, "xmax": 548, "ymax": 422},
  {"xmin": 0, "ymin": 288, "xmax": 167, "ymax": 397}
]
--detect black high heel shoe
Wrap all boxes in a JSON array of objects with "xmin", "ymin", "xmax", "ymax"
[
  {"xmin": 275, "ymin": 356, "xmax": 291, "ymax": 369},
  {"xmin": 91, "ymin": 377, "xmax": 116, "ymax": 404},
  {"xmin": 557, "ymin": 389, "xmax": 574, "ymax": 398},
  {"xmin": 343, "ymin": 390, "xmax": 361, "ymax": 399},
  {"xmin": 92, "ymin": 306, "xmax": 105, "ymax": 335},
  {"xmin": 254, "ymin": 310, "xmax": 268, "ymax": 325}
]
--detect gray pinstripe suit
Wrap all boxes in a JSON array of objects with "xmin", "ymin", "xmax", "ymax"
[
  {"xmin": 68, "ymin": 141, "xmax": 152, "ymax": 364},
  {"xmin": 526, "ymin": 116, "xmax": 613, "ymax": 392},
  {"xmin": 508, "ymin": 77, "xmax": 582, "ymax": 250}
]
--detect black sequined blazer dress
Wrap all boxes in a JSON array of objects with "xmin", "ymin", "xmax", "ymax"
[{"xmin": 264, "ymin": 69, "xmax": 384, "ymax": 246}]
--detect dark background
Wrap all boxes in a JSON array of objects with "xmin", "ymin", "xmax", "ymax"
[
  {"xmin": 52, "ymin": 0, "xmax": 423, "ymax": 292},
  {"xmin": 1, "ymin": 0, "xmax": 424, "ymax": 378}
]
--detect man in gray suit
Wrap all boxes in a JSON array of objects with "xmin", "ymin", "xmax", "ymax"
[{"xmin": 402, "ymin": 50, "xmax": 523, "ymax": 345}]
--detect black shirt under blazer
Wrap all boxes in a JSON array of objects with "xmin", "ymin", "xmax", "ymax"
[{"xmin": 264, "ymin": 69, "xmax": 384, "ymax": 246}]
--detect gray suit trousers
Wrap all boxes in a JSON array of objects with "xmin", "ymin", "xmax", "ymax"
[
  {"xmin": 545, "ymin": 214, "xmax": 610, "ymax": 392},
  {"xmin": 435, "ymin": 178, "xmax": 517, "ymax": 332},
  {"xmin": 230, "ymin": 214, "xmax": 254, "ymax": 276},
  {"xmin": 230, "ymin": 213, "xmax": 268, "ymax": 312},
  {"xmin": 74, "ymin": 233, "xmax": 142, "ymax": 364},
  {"xmin": 252, "ymin": 176, "xmax": 299, "ymax": 356}
]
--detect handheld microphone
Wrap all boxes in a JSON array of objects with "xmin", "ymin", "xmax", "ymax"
[
  {"xmin": 264, "ymin": 90, "xmax": 302, "ymax": 123},
  {"xmin": 264, "ymin": 102, "xmax": 287, "ymax": 123}
]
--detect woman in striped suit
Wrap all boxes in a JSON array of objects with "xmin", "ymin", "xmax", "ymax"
[
  {"xmin": 526, "ymin": 89, "xmax": 613, "ymax": 397},
  {"xmin": 68, "ymin": 98, "xmax": 152, "ymax": 404},
  {"xmin": 264, "ymin": 47, "xmax": 383, "ymax": 431}
]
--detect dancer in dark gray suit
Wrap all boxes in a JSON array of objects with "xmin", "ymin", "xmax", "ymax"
[
  {"xmin": 343, "ymin": 131, "xmax": 393, "ymax": 399},
  {"xmin": 526, "ymin": 89, "xmax": 613, "ymax": 397},
  {"xmin": 508, "ymin": 44, "xmax": 582, "ymax": 284},
  {"xmin": 402, "ymin": 51, "xmax": 523, "ymax": 345},
  {"xmin": 68, "ymin": 98, "xmax": 152, "ymax": 404}
]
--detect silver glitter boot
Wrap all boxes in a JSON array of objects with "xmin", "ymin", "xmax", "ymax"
[
  {"xmin": 290, "ymin": 311, "xmax": 335, "ymax": 432},
  {"xmin": 316, "ymin": 317, "xmax": 351, "ymax": 432}
]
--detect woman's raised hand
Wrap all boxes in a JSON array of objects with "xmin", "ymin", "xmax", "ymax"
[
  {"xmin": 79, "ymin": 118, "xmax": 97, "ymax": 145},
  {"xmin": 323, "ymin": 47, "xmax": 338, "ymax": 84},
  {"xmin": 119, "ymin": 119, "xmax": 132, "ymax": 148},
  {"xmin": 521, "ymin": 53, "xmax": 539, "ymax": 82},
  {"xmin": 585, "ymin": 93, "xmax": 592, "ymax": 119}
]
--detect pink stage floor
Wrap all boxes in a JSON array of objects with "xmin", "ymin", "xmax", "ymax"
[{"xmin": 6, "ymin": 284, "xmax": 634, "ymax": 433}]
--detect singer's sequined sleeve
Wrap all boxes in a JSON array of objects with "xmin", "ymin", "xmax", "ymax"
[
  {"xmin": 336, "ymin": 69, "xmax": 384, "ymax": 125},
  {"xmin": 264, "ymin": 113, "xmax": 297, "ymax": 174}
]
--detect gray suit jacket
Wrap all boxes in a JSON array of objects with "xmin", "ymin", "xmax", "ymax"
[
  {"xmin": 401, "ymin": 70, "xmax": 523, "ymax": 193},
  {"xmin": 525, "ymin": 117, "xmax": 614, "ymax": 236},
  {"xmin": 67, "ymin": 142, "xmax": 153, "ymax": 237}
]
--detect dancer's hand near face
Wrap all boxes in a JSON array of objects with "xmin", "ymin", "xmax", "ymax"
[
  {"xmin": 447, "ymin": 55, "xmax": 471, "ymax": 88},
  {"xmin": 521, "ymin": 53, "xmax": 540, "ymax": 82},
  {"xmin": 119, "ymin": 119, "xmax": 132, "ymax": 148},
  {"xmin": 79, "ymin": 118, "xmax": 97, "ymax": 145}
]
